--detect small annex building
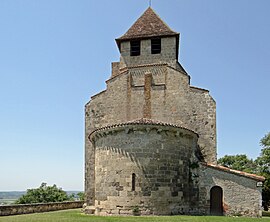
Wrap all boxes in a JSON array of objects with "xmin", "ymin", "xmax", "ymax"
[{"xmin": 84, "ymin": 7, "xmax": 264, "ymax": 217}]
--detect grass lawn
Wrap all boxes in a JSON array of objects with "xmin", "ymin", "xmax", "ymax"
[{"xmin": 0, "ymin": 209, "xmax": 269, "ymax": 222}]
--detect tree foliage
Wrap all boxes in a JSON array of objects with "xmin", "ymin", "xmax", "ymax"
[
  {"xmin": 218, "ymin": 132, "xmax": 270, "ymax": 210},
  {"xmin": 217, "ymin": 154, "xmax": 256, "ymax": 173},
  {"xmin": 256, "ymin": 133, "xmax": 270, "ymax": 173},
  {"xmin": 256, "ymin": 132, "xmax": 270, "ymax": 210},
  {"xmin": 76, "ymin": 192, "xmax": 85, "ymax": 201},
  {"xmin": 16, "ymin": 183, "xmax": 71, "ymax": 204}
]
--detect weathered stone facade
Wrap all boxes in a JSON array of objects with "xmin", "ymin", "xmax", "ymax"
[
  {"xmin": 198, "ymin": 164, "xmax": 263, "ymax": 217},
  {"xmin": 90, "ymin": 120, "xmax": 199, "ymax": 215},
  {"xmin": 85, "ymin": 7, "xmax": 264, "ymax": 217}
]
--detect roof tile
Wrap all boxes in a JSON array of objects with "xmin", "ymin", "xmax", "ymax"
[
  {"xmin": 116, "ymin": 7, "xmax": 178, "ymax": 41},
  {"xmin": 203, "ymin": 163, "xmax": 265, "ymax": 182}
]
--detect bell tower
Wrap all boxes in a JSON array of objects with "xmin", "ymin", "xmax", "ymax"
[
  {"xmin": 85, "ymin": 6, "xmax": 218, "ymax": 210},
  {"xmin": 116, "ymin": 7, "xmax": 180, "ymax": 69}
]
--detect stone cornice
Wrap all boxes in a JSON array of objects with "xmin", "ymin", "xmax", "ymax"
[
  {"xmin": 89, "ymin": 118, "xmax": 198, "ymax": 142},
  {"xmin": 105, "ymin": 62, "xmax": 188, "ymax": 84},
  {"xmin": 190, "ymin": 86, "xmax": 209, "ymax": 93}
]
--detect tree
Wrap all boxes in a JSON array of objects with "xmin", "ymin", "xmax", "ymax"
[
  {"xmin": 255, "ymin": 132, "xmax": 270, "ymax": 210},
  {"xmin": 16, "ymin": 183, "xmax": 71, "ymax": 204},
  {"xmin": 256, "ymin": 133, "xmax": 270, "ymax": 173},
  {"xmin": 217, "ymin": 133, "xmax": 270, "ymax": 211},
  {"xmin": 217, "ymin": 154, "xmax": 256, "ymax": 173},
  {"xmin": 77, "ymin": 192, "xmax": 85, "ymax": 201}
]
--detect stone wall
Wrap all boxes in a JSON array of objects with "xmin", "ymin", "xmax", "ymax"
[
  {"xmin": 119, "ymin": 37, "xmax": 178, "ymax": 69},
  {"xmin": 198, "ymin": 165, "xmax": 262, "ymax": 217},
  {"xmin": 85, "ymin": 29, "xmax": 216, "ymax": 212},
  {"xmin": 0, "ymin": 201, "xmax": 84, "ymax": 216},
  {"xmin": 90, "ymin": 123, "xmax": 199, "ymax": 215},
  {"xmin": 85, "ymin": 62, "xmax": 217, "ymax": 206}
]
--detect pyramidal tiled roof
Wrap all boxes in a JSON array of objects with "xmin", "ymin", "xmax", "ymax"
[{"xmin": 116, "ymin": 7, "xmax": 179, "ymax": 41}]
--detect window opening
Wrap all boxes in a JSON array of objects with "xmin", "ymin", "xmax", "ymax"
[
  {"xmin": 151, "ymin": 38, "xmax": 161, "ymax": 54},
  {"xmin": 132, "ymin": 173, "xmax": 136, "ymax": 191},
  {"xmin": 130, "ymin": 40, "xmax": 140, "ymax": 56}
]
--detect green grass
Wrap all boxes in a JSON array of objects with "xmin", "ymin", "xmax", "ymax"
[{"xmin": 0, "ymin": 209, "xmax": 269, "ymax": 222}]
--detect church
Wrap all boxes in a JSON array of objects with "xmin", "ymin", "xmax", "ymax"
[{"xmin": 84, "ymin": 7, "xmax": 264, "ymax": 217}]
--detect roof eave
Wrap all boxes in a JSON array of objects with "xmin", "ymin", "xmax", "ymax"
[
  {"xmin": 115, "ymin": 33, "xmax": 180, "ymax": 50},
  {"xmin": 203, "ymin": 163, "xmax": 265, "ymax": 182}
]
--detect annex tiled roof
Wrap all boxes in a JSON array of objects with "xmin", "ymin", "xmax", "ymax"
[
  {"xmin": 116, "ymin": 7, "xmax": 179, "ymax": 41},
  {"xmin": 89, "ymin": 118, "xmax": 198, "ymax": 139},
  {"xmin": 204, "ymin": 163, "xmax": 265, "ymax": 182}
]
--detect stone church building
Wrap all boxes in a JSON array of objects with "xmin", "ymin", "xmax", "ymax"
[{"xmin": 84, "ymin": 7, "xmax": 264, "ymax": 217}]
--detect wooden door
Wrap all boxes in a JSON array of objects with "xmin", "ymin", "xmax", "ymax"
[{"xmin": 210, "ymin": 186, "xmax": 223, "ymax": 216}]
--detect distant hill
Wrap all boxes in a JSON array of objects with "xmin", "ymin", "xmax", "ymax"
[
  {"xmin": 0, "ymin": 191, "xmax": 82, "ymax": 200},
  {"xmin": 66, "ymin": 191, "xmax": 83, "ymax": 196},
  {"xmin": 0, "ymin": 191, "xmax": 26, "ymax": 200}
]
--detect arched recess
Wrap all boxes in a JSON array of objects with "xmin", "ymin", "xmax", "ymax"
[{"xmin": 210, "ymin": 186, "xmax": 223, "ymax": 216}]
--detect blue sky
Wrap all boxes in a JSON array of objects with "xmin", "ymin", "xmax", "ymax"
[{"xmin": 0, "ymin": 0, "xmax": 269, "ymax": 191}]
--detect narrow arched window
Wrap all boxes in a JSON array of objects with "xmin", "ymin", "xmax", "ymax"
[{"xmin": 132, "ymin": 173, "xmax": 136, "ymax": 191}]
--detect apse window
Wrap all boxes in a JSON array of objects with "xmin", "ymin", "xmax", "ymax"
[
  {"xmin": 151, "ymin": 38, "xmax": 161, "ymax": 54},
  {"xmin": 130, "ymin": 40, "xmax": 141, "ymax": 56},
  {"xmin": 132, "ymin": 173, "xmax": 136, "ymax": 191}
]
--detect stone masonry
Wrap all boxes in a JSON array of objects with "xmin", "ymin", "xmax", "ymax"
[
  {"xmin": 0, "ymin": 201, "xmax": 83, "ymax": 216},
  {"xmin": 85, "ymin": 7, "xmax": 264, "ymax": 216},
  {"xmin": 90, "ymin": 120, "xmax": 199, "ymax": 215}
]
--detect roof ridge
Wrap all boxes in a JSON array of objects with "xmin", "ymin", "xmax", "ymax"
[
  {"xmin": 203, "ymin": 163, "xmax": 265, "ymax": 182},
  {"xmin": 147, "ymin": 7, "xmax": 176, "ymax": 34}
]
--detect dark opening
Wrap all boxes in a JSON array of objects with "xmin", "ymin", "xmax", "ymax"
[
  {"xmin": 210, "ymin": 186, "xmax": 223, "ymax": 216},
  {"xmin": 119, "ymin": 43, "xmax": 122, "ymax": 53},
  {"xmin": 151, "ymin": 38, "xmax": 161, "ymax": 54},
  {"xmin": 130, "ymin": 40, "xmax": 140, "ymax": 56},
  {"xmin": 132, "ymin": 173, "xmax": 136, "ymax": 191}
]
